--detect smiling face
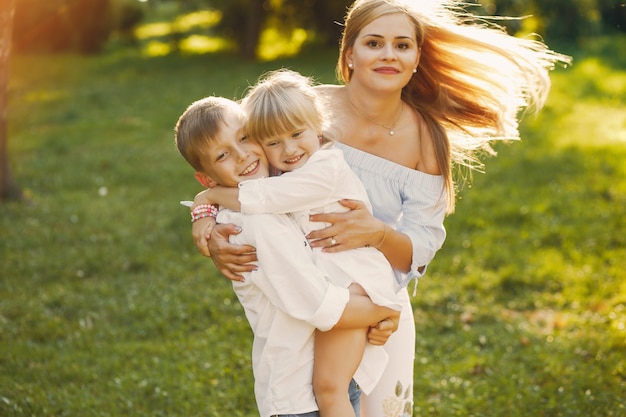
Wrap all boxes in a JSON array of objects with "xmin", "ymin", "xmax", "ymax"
[
  {"xmin": 195, "ymin": 108, "xmax": 270, "ymax": 188},
  {"xmin": 345, "ymin": 13, "xmax": 421, "ymax": 92},
  {"xmin": 259, "ymin": 125, "xmax": 321, "ymax": 172},
  {"xmin": 242, "ymin": 70, "xmax": 326, "ymax": 172}
]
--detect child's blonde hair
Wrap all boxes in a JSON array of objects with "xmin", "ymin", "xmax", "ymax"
[
  {"xmin": 174, "ymin": 96, "xmax": 244, "ymax": 172},
  {"xmin": 243, "ymin": 69, "xmax": 327, "ymax": 143},
  {"xmin": 337, "ymin": 0, "xmax": 571, "ymax": 212}
]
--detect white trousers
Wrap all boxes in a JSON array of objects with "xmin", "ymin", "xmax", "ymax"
[{"xmin": 361, "ymin": 288, "xmax": 415, "ymax": 417}]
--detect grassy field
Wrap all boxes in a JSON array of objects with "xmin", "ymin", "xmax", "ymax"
[{"xmin": 1, "ymin": 35, "xmax": 625, "ymax": 416}]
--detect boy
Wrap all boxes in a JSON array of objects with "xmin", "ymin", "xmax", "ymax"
[{"xmin": 174, "ymin": 96, "xmax": 399, "ymax": 417}]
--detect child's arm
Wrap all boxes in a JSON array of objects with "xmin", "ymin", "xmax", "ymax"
[
  {"xmin": 191, "ymin": 213, "xmax": 215, "ymax": 258},
  {"xmin": 238, "ymin": 150, "xmax": 342, "ymax": 215},
  {"xmin": 196, "ymin": 150, "xmax": 352, "ymax": 215},
  {"xmin": 195, "ymin": 186, "xmax": 241, "ymax": 211}
]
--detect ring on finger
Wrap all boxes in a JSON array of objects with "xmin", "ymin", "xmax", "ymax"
[{"xmin": 330, "ymin": 237, "xmax": 337, "ymax": 246}]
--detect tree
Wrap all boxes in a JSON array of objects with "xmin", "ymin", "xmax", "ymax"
[
  {"xmin": 208, "ymin": 0, "xmax": 267, "ymax": 60},
  {"xmin": 206, "ymin": 0, "xmax": 351, "ymax": 60},
  {"xmin": 12, "ymin": 0, "xmax": 114, "ymax": 54},
  {"xmin": 297, "ymin": 0, "xmax": 352, "ymax": 47},
  {"xmin": 600, "ymin": 0, "xmax": 626, "ymax": 34},
  {"xmin": 0, "ymin": 0, "xmax": 22, "ymax": 201},
  {"xmin": 480, "ymin": 0, "xmax": 622, "ymax": 41}
]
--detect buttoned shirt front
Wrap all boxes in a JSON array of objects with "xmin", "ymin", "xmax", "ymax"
[{"xmin": 216, "ymin": 210, "xmax": 350, "ymax": 417}]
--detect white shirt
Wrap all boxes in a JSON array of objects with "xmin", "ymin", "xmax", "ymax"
[
  {"xmin": 237, "ymin": 147, "xmax": 401, "ymax": 396},
  {"xmin": 238, "ymin": 147, "xmax": 402, "ymax": 304},
  {"xmin": 335, "ymin": 142, "xmax": 447, "ymax": 288},
  {"xmin": 216, "ymin": 209, "xmax": 361, "ymax": 417}
]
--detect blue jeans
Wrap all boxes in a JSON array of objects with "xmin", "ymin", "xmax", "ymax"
[{"xmin": 273, "ymin": 379, "xmax": 361, "ymax": 417}]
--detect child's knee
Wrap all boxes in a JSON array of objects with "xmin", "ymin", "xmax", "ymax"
[{"xmin": 313, "ymin": 373, "xmax": 341, "ymax": 397}]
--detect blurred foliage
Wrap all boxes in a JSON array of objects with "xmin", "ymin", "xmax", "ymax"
[
  {"xmin": 12, "ymin": 0, "xmax": 146, "ymax": 53},
  {"xmin": 9, "ymin": 0, "xmax": 626, "ymax": 57},
  {"xmin": 177, "ymin": 0, "xmax": 352, "ymax": 59},
  {"xmin": 476, "ymin": 0, "xmax": 626, "ymax": 40}
]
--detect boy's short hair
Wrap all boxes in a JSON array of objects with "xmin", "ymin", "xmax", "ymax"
[{"xmin": 174, "ymin": 96, "xmax": 243, "ymax": 172}]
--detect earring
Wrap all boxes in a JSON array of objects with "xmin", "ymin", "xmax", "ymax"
[
  {"xmin": 348, "ymin": 63, "xmax": 353, "ymax": 69},
  {"xmin": 413, "ymin": 68, "xmax": 417, "ymax": 73}
]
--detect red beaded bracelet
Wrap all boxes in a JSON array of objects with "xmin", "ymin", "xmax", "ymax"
[{"xmin": 190, "ymin": 204, "xmax": 219, "ymax": 223}]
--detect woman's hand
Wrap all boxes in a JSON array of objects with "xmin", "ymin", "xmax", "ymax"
[
  {"xmin": 307, "ymin": 199, "xmax": 384, "ymax": 252},
  {"xmin": 367, "ymin": 315, "xmax": 399, "ymax": 346},
  {"xmin": 208, "ymin": 223, "xmax": 258, "ymax": 282}
]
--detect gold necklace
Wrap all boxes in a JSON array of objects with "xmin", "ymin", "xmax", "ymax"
[{"xmin": 346, "ymin": 93, "xmax": 404, "ymax": 136}]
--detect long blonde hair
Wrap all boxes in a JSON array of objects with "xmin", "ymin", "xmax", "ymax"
[{"xmin": 337, "ymin": 0, "xmax": 571, "ymax": 212}]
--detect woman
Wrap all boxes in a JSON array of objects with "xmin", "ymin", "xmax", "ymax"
[{"xmin": 192, "ymin": 1, "xmax": 570, "ymax": 415}]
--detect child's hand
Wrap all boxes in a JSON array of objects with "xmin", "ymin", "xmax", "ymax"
[
  {"xmin": 367, "ymin": 314, "xmax": 399, "ymax": 346},
  {"xmin": 208, "ymin": 223, "xmax": 258, "ymax": 282},
  {"xmin": 192, "ymin": 216, "xmax": 215, "ymax": 257}
]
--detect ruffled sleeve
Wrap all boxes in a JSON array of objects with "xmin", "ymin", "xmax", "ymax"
[{"xmin": 336, "ymin": 142, "xmax": 447, "ymax": 288}]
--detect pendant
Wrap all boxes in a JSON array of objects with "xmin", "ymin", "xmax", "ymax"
[{"xmin": 389, "ymin": 130, "xmax": 395, "ymax": 136}]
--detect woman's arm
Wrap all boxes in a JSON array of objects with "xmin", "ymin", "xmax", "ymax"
[
  {"xmin": 233, "ymin": 211, "xmax": 399, "ymax": 343},
  {"xmin": 307, "ymin": 199, "xmax": 413, "ymax": 273},
  {"xmin": 192, "ymin": 199, "xmax": 399, "ymax": 343}
]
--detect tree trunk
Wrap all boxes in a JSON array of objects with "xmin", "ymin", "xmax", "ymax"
[
  {"xmin": 241, "ymin": 0, "xmax": 265, "ymax": 60},
  {"xmin": 0, "ymin": 0, "xmax": 22, "ymax": 201}
]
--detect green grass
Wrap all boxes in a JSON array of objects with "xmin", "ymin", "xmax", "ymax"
[{"xmin": 1, "ymin": 35, "xmax": 625, "ymax": 416}]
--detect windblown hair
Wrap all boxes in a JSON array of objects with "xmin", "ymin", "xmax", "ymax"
[
  {"xmin": 337, "ymin": 0, "xmax": 571, "ymax": 212},
  {"xmin": 174, "ymin": 96, "xmax": 243, "ymax": 172},
  {"xmin": 243, "ymin": 69, "xmax": 328, "ymax": 143}
]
